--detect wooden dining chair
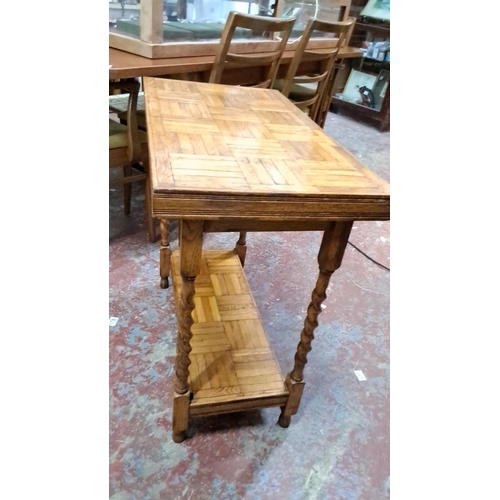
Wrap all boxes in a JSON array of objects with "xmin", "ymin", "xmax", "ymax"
[
  {"xmin": 109, "ymin": 79, "xmax": 155, "ymax": 243},
  {"xmin": 208, "ymin": 11, "xmax": 297, "ymax": 88},
  {"xmin": 109, "ymin": 79, "xmax": 148, "ymax": 131},
  {"xmin": 273, "ymin": 17, "xmax": 355, "ymax": 125}
]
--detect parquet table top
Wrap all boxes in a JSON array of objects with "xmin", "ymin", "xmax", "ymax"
[{"xmin": 144, "ymin": 77, "xmax": 389, "ymax": 221}]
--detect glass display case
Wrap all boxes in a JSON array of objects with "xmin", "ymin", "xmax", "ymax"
[
  {"xmin": 109, "ymin": 0, "xmax": 353, "ymax": 59},
  {"xmin": 334, "ymin": 48, "xmax": 389, "ymax": 109},
  {"xmin": 109, "ymin": 1, "xmax": 271, "ymax": 41},
  {"xmin": 330, "ymin": 2, "xmax": 389, "ymax": 131}
]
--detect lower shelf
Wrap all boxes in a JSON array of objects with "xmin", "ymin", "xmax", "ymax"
[{"xmin": 171, "ymin": 249, "xmax": 289, "ymax": 417}]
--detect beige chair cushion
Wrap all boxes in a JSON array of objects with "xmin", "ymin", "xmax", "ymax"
[
  {"xmin": 109, "ymin": 119, "xmax": 147, "ymax": 150},
  {"xmin": 273, "ymin": 79, "xmax": 317, "ymax": 101}
]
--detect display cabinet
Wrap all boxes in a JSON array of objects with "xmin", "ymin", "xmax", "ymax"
[
  {"xmin": 109, "ymin": 0, "xmax": 353, "ymax": 59},
  {"xmin": 330, "ymin": 0, "xmax": 389, "ymax": 131}
]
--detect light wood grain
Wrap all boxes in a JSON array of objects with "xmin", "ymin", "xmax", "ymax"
[
  {"xmin": 159, "ymin": 219, "xmax": 171, "ymax": 288},
  {"xmin": 172, "ymin": 392, "xmax": 190, "ymax": 443},
  {"xmin": 139, "ymin": 0, "xmax": 163, "ymax": 44},
  {"xmin": 171, "ymin": 249, "xmax": 288, "ymax": 417},
  {"xmin": 173, "ymin": 220, "xmax": 204, "ymax": 398},
  {"xmin": 209, "ymin": 12, "xmax": 296, "ymax": 89},
  {"xmin": 109, "ymin": 46, "xmax": 364, "ymax": 81},
  {"xmin": 145, "ymin": 77, "xmax": 390, "ymax": 441},
  {"xmin": 109, "ymin": 33, "xmax": 154, "ymax": 59},
  {"xmin": 144, "ymin": 78, "xmax": 389, "ymax": 222}
]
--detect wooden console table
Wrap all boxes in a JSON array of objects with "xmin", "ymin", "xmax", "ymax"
[{"xmin": 143, "ymin": 77, "xmax": 390, "ymax": 442}]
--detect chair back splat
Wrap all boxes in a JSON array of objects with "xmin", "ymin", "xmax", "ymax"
[
  {"xmin": 209, "ymin": 11, "xmax": 297, "ymax": 88},
  {"xmin": 278, "ymin": 17, "xmax": 355, "ymax": 124}
]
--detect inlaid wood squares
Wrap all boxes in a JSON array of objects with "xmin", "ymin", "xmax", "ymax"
[
  {"xmin": 144, "ymin": 78, "xmax": 389, "ymax": 222},
  {"xmin": 171, "ymin": 249, "xmax": 288, "ymax": 413}
]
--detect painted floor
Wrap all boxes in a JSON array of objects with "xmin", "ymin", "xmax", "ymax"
[{"xmin": 109, "ymin": 111, "xmax": 390, "ymax": 500}]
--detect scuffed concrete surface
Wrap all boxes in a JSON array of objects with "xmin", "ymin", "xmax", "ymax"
[{"xmin": 110, "ymin": 111, "xmax": 389, "ymax": 499}]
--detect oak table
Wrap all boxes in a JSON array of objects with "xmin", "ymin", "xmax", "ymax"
[
  {"xmin": 109, "ymin": 46, "xmax": 363, "ymax": 81},
  {"xmin": 143, "ymin": 77, "xmax": 390, "ymax": 443}
]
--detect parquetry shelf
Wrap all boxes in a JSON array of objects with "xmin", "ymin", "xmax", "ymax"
[
  {"xmin": 143, "ymin": 77, "xmax": 389, "ymax": 442},
  {"xmin": 172, "ymin": 249, "xmax": 289, "ymax": 417}
]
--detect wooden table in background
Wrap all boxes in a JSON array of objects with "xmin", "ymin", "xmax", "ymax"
[
  {"xmin": 109, "ymin": 46, "xmax": 363, "ymax": 81},
  {"xmin": 143, "ymin": 77, "xmax": 390, "ymax": 443}
]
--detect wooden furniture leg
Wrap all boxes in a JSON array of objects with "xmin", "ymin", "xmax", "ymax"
[
  {"xmin": 172, "ymin": 219, "xmax": 204, "ymax": 443},
  {"xmin": 159, "ymin": 219, "xmax": 171, "ymax": 288},
  {"xmin": 235, "ymin": 231, "xmax": 247, "ymax": 267},
  {"xmin": 143, "ymin": 159, "xmax": 156, "ymax": 244},
  {"xmin": 278, "ymin": 221, "xmax": 353, "ymax": 428}
]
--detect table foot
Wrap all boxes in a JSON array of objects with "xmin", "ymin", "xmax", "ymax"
[
  {"xmin": 277, "ymin": 410, "xmax": 291, "ymax": 428},
  {"xmin": 172, "ymin": 391, "xmax": 191, "ymax": 444},
  {"xmin": 278, "ymin": 373, "xmax": 305, "ymax": 427},
  {"xmin": 160, "ymin": 277, "xmax": 169, "ymax": 289},
  {"xmin": 172, "ymin": 430, "xmax": 186, "ymax": 443}
]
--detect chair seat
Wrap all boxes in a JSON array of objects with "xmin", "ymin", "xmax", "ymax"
[
  {"xmin": 109, "ymin": 119, "xmax": 148, "ymax": 150},
  {"xmin": 273, "ymin": 79, "xmax": 317, "ymax": 102},
  {"xmin": 109, "ymin": 92, "xmax": 145, "ymax": 114}
]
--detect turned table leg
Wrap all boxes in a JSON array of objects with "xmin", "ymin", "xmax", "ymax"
[
  {"xmin": 172, "ymin": 219, "xmax": 204, "ymax": 443},
  {"xmin": 278, "ymin": 221, "xmax": 353, "ymax": 428},
  {"xmin": 235, "ymin": 231, "xmax": 247, "ymax": 267},
  {"xmin": 159, "ymin": 219, "xmax": 171, "ymax": 289}
]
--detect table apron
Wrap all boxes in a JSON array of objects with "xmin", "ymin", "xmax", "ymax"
[
  {"xmin": 204, "ymin": 220, "xmax": 333, "ymax": 232},
  {"xmin": 152, "ymin": 197, "xmax": 389, "ymax": 222}
]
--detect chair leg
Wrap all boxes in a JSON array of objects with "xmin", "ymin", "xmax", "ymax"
[
  {"xmin": 123, "ymin": 164, "xmax": 132, "ymax": 215},
  {"xmin": 142, "ymin": 160, "xmax": 156, "ymax": 243}
]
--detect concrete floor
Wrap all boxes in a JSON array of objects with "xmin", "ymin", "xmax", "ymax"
[{"xmin": 109, "ymin": 111, "xmax": 390, "ymax": 500}]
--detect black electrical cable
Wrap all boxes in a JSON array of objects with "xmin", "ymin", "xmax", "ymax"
[{"xmin": 348, "ymin": 241, "xmax": 390, "ymax": 271}]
